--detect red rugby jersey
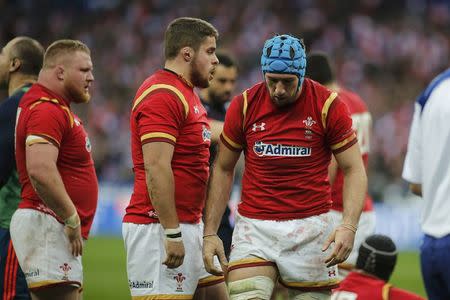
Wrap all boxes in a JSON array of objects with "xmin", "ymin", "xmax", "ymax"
[
  {"xmin": 221, "ymin": 78, "xmax": 356, "ymax": 220},
  {"xmin": 333, "ymin": 272, "xmax": 424, "ymax": 300},
  {"xmin": 15, "ymin": 84, "xmax": 98, "ymax": 239},
  {"xmin": 331, "ymin": 88, "xmax": 373, "ymax": 212},
  {"xmin": 124, "ymin": 69, "xmax": 211, "ymax": 224}
]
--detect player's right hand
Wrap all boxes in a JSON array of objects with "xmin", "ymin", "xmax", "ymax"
[
  {"xmin": 202, "ymin": 234, "xmax": 228, "ymax": 276},
  {"xmin": 163, "ymin": 239, "xmax": 185, "ymax": 269},
  {"xmin": 64, "ymin": 225, "xmax": 83, "ymax": 257}
]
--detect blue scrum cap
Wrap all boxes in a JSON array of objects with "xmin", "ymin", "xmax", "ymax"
[{"xmin": 261, "ymin": 34, "xmax": 307, "ymax": 87}]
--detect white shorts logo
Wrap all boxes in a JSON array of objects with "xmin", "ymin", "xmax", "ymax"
[{"xmin": 253, "ymin": 141, "xmax": 312, "ymax": 157}]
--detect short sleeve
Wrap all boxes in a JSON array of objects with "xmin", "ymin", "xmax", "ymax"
[
  {"xmin": 325, "ymin": 95, "xmax": 357, "ymax": 154},
  {"xmin": 402, "ymin": 102, "xmax": 422, "ymax": 184},
  {"xmin": 220, "ymin": 93, "xmax": 245, "ymax": 151},
  {"xmin": 135, "ymin": 91, "xmax": 185, "ymax": 145},
  {"xmin": 26, "ymin": 102, "xmax": 69, "ymax": 147}
]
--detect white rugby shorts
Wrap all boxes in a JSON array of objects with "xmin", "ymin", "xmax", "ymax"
[
  {"xmin": 229, "ymin": 211, "xmax": 339, "ymax": 291},
  {"xmin": 10, "ymin": 209, "xmax": 83, "ymax": 290},
  {"xmin": 122, "ymin": 222, "xmax": 224, "ymax": 299}
]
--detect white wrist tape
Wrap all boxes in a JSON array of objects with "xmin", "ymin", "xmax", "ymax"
[{"xmin": 164, "ymin": 226, "xmax": 182, "ymax": 241}]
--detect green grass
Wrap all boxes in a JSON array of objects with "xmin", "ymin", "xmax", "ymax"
[
  {"xmin": 390, "ymin": 252, "xmax": 426, "ymax": 297},
  {"xmin": 83, "ymin": 237, "xmax": 427, "ymax": 299},
  {"xmin": 83, "ymin": 237, "xmax": 129, "ymax": 300}
]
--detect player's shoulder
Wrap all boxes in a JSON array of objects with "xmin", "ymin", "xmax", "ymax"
[
  {"xmin": 133, "ymin": 69, "xmax": 191, "ymax": 113},
  {"xmin": 19, "ymin": 85, "xmax": 73, "ymax": 126},
  {"xmin": 303, "ymin": 78, "xmax": 337, "ymax": 110}
]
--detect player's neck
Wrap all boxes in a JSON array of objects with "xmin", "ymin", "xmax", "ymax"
[
  {"xmin": 37, "ymin": 70, "xmax": 70, "ymax": 103},
  {"xmin": 8, "ymin": 74, "xmax": 36, "ymax": 96},
  {"xmin": 164, "ymin": 59, "xmax": 193, "ymax": 87}
]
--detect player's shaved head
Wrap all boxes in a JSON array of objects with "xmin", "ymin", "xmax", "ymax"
[
  {"xmin": 5, "ymin": 36, "xmax": 44, "ymax": 76},
  {"xmin": 164, "ymin": 17, "xmax": 218, "ymax": 60},
  {"xmin": 43, "ymin": 39, "xmax": 90, "ymax": 68}
]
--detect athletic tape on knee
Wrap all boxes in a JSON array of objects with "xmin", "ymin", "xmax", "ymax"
[
  {"xmin": 290, "ymin": 291, "xmax": 332, "ymax": 300},
  {"xmin": 228, "ymin": 276, "xmax": 274, "ymax": 300}
]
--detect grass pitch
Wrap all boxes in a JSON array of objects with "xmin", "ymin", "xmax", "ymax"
[{"xmin": 82, "ymin": 237, "xmax": 427, "ymax": 299}]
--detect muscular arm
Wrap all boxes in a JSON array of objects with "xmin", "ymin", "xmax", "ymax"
[
  {"xmin": 209, "ymin": 119, "xmax": 224, "ymax": 144},
  {"xmin": 335, "ymin": 143, "xmax": 367, "ymax": 227},
  {"xmin": 204, "ymin": 140, "xmax": 241, "ymax": 235},
  {"xmin": 142, "ymin": 142, "xmax": 178, "ymax": 229},
  {"xmin": 26, "ymin": 142, "xmax": 82, "ymax": 256},
  {"xmin": 324, "ymin": 143, "xmax": 367, "ymax": 266},
  {"xmin": 26, "ymin": 143, "xmax": 76, "ymax": 220},
  {"xmin": 328, "ymin": 155, "xmax": 338, "ymax": 185}
]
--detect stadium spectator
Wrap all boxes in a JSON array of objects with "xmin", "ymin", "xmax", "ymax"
[
  {"xmin": 122, "ymin": 17, "xmax": 228, "ymax": 299},
  {"xmin": 199, "ymin": 52, "xmax": 239, "ymax": 259},
  {"xmin": 402, "ymin": 67, "xmax": 450, "ymax": 299},
  {"xmin": 11, "ymin": 39, "xmax": 97, "ymax": 300},
  {"xmin": 0, "ymin": 36, "xmax": 43, "ymax": 300},
  {"xmin": 332, "ymin": 234, "xmax": 424, "ymax": 300},
  {"xmin": 202, "ymin": 34, "xmax": 367, "ymax": 299},
  {"xmin": 307, "ymin": 52, "xmax": 375, "ymax": 277}
]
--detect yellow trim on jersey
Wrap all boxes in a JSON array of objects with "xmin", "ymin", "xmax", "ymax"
[
  {"xmin": 228, "ymin": 257, "xmax": 270, "ymax": 269},
  {"xmin": 280, "ymin": 278, "xmax": 340, "ymax": 288},
  {"xmin": 29, "ymin": 97, "xmax": 74, "ymax": 128},
  {"xmin": 242, "ymin": 90, "xmax": 248, "ymax": 130},
  {"xmin": 330, "ymin": 133, "xmax": 356, "ymax": 151},
  {"xmin": 198, "ymin": 275, "xmax": 224, "ymax": 286},
  {"xmin": 132, "ymin": 84, "xmax": 189, "ymax": 118},
  {"xmin": 26, "ymin": 133, "xmax": 61, "ymax": 147},
  {"xmin": 40, "ymin": 97, "xmax": 60, "ymax": 104},
  {"xmin": 321, "ymin": 92, "xmax": 338, "ymax": 129},
  {"xmin": 26, "ymin": 136, "xmax": 51, "ymax": 146},
  {"xmin": 29, "ymin": 100, "xmax": 44, "ymax": 110},
  {"xmin": 382, "ymin": 283, "xmax": 392, "ymax": 300},
  {"xmin": 140, "ymin": 132, "xmax": 176, "ymax": 143},
  {"xmin": 132, "ymin": 295, "xmax": 192, "ymax": 300},
  {"xmin": 60, "ymin": 106, "xmax": 74, "ymax": 128},
  {"xmin": 28, "ymin": 280, "xmax": 81, "ymax": 289},
  {"xmin": 221, "ymin": 133, "xmax": 242, "ymax": 150}
]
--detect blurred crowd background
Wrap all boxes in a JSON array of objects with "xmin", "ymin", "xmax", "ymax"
[{"xmin": 1, "ymin": 0, "xmax": 449, "ymax": 203}]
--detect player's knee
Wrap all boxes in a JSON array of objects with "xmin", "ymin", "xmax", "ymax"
[
  {"xmin": 228, "ymin": 276, "xmax": 274, "ymax": 300},
  {"xmin": 289, "ymin": 290, "xmax": 332, "ymax": 300}
]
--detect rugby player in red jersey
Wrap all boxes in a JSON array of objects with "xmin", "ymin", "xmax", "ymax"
[
  {"xmin": 123, "ymin": 17, "xmax": 228, "ymax": 299},
  {"xmin": 307, "ymin": 52, "xmax": 375, "ymax": 277},
  {"xmin": 11, "ymin": 40, "xmax": 97, "ymax": 300},
  {"xmin": 332, "ymin": 235, "xmax": 424, "ymax": 300},
  {"xmin": 203, "ymin": 34, "xmax": 367, "ymax": 299}
]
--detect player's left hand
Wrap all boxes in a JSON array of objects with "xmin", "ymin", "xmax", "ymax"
[
  {"xmin": 202, "ymin": 234, "xmax": 228, "ymax": 276},
  {"xmin": 322, "ymin": 225, "xmax": 356, "ymax": 267}
]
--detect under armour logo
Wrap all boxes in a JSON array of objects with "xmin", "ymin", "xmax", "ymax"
[
  {"xmin": 328, "ymin": 270, "xmax": 336, "ymax": 277},
  {"xmin": 252, "ymin": 122, "xmax": 266, "ymax": 132},
  {"xmin": 193, "ymin": 106, "xmax": 199, "ymax": 114}
]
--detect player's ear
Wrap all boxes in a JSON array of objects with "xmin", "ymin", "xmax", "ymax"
[
  {"xmin": 56, "ymin": 65, "xmax": 65, "ymax": 81},
  {"xmin": 9, "ymin": 57, "xmax": 21, "ymax": 73},
  {"xmin": 181, "ymin": 47, "xmax": 193, "ymax": 62}
]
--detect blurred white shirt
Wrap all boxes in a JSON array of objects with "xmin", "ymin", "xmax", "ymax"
[{"xmin": 402, "ymin": 70, "xmax": 450, "ymax": 238}]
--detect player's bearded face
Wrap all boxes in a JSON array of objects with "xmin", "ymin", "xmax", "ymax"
[
  {"xmin": 64, "ymin": 51, "xmax": 94, "ymax": 103},
  {"xmin": 189, "ymin": 36, "xmax": 218, "ymax": 89},
  {"xmin": 190, "ymin": 55, "xmax": 210, "ymax": 89},
  {"xmin": 208, "ymin": 65, "xmax": 238, "ymax": 104},
  {"xmin": 265, "ymin": 73, "xmax": 301, "ymax": 107}
]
